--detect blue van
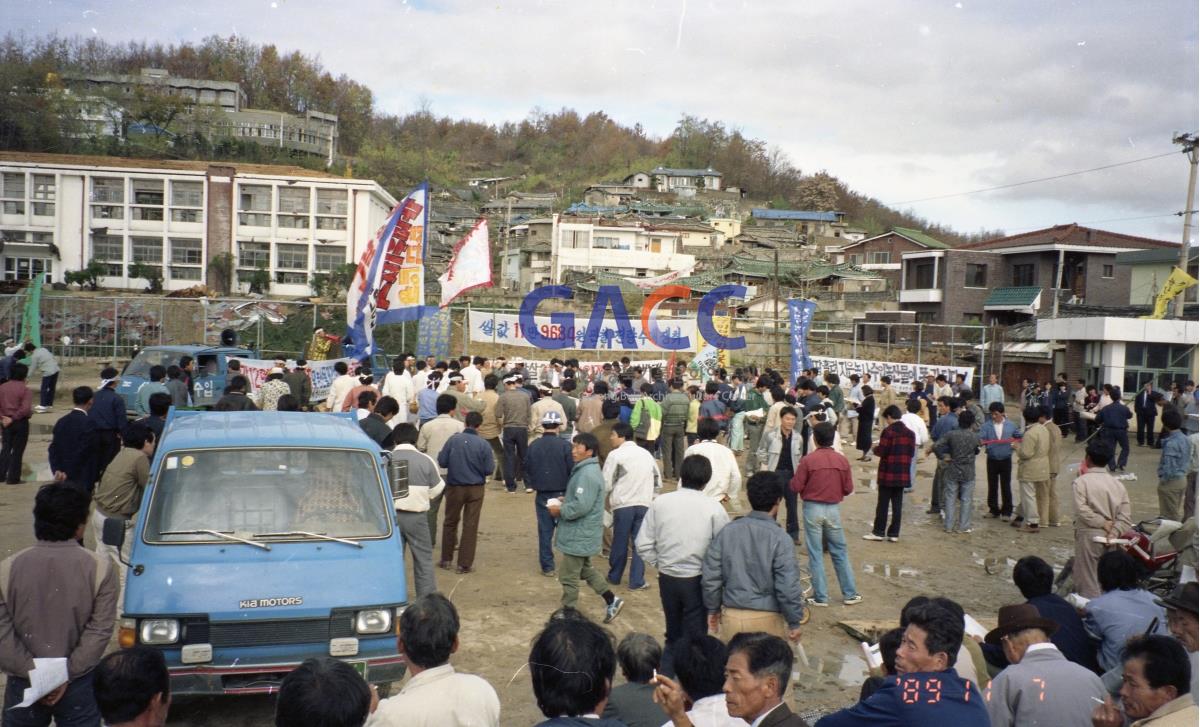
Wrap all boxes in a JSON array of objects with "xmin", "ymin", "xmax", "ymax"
[
  {"xmin": 119, "ymin": 345, "xmax": 258, "ymax": 411},
  {"xmin": 104, "ymin": 410, "xmax": 408, "ymax": 695}
]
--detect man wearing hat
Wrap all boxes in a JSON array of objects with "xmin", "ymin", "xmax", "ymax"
[
  {"xmin": 256, "ymin": 367, "xmax": 292, "ymax": 411},
  {"xmin": 446, "ymin": 372, "xmax": 485, "ymax": 423},
  {"xmin": 984, "ymin": 603, "xmax": 1106, "ymax": 727},
  {"xmin": 525, "ymin": 410, "xmax": 573, "ymax": 576},
  {"xmin": 529, "ymin": 383, "xmax": 566, "ymax": 444},
  {"xmin": 1158, "ymin": 582, "xmax": 1199, "ymax": 702},
  {"xmin": 496, "ymin": 374, "xmax": 532, "ymax": 494}
]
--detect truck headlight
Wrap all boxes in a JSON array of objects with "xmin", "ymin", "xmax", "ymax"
[
  {"xmin": 355, "ymin": 609, "xmax": 392, "ymax": 634},
  {"xmin": 140, "ymin": 619, "xmax": 179, "ymax": 645}
]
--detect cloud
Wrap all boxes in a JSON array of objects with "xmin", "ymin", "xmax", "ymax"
[{"xmin": 7, "ymin": 0, "xmax": 1198, "ymax": 240}]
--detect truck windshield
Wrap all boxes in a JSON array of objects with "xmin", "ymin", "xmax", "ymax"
[
  {"xmin": 142, "ymin": 448, "xmax": 391, "ymax": 543},
  {"xmin": 123, "ymin": 349, "xmax": 181, "ymax": 379}
]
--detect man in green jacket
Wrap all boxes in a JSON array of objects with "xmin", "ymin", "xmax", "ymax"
[
  {"xmin": 659, "ymin": 378, "xmax": 692, "ymax": 481},
  {"xmin": 547, "ymin": 432, "xmax": 625, "ymax": 623},
  {"xmin": 630, "ymin": 382, "xmax": 662, "ymax": 453}
]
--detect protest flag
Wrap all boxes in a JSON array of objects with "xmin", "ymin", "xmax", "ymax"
[{"xmin": 438, "ymin": 218, "xmax": 493, "ymax": 308}]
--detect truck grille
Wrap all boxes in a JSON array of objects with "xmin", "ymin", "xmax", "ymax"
[{"xmin": 182, "ymin": 612, "xmax": 356, "ymax": 647}]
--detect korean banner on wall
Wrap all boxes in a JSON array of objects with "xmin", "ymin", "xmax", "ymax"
[
  {"xmin": 228, "ymin": 357, "xmax": 349, "ymax": 402},
  {"xmin": 468, "ymin": 311, "xmax": 698, "ymax": 352},
  {"xmin": 807, "ymin": 356, "xmax": 974, "ymax": 391},
  {"xmin": 417, "ymin": 308, "xmax": 453, "ymax": 360}
]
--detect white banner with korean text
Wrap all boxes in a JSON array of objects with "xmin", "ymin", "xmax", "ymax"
[
  {"xmin": 228, "ymin": 357, "xmax": 349, "ymax": 402},
  {"xmin": 468, "ymin": 311, "xmax": 697, "ymax": 352},
  {"xmin": 808, "ymin": 356, "xmax": 974, "ymax": 392}
]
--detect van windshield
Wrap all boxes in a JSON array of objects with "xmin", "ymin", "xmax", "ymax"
[
  {"xmin": 143, "ymin": 448, "xmax": 391, "ymax": 543},
  {"xmin": 124, "ymin": 349, "xmax": 181, "ymax": 379}
]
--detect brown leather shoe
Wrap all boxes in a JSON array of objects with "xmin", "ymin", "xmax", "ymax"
[{"xmin": 437, "ymin": 560, "xmax": 454, "ymax": 571}]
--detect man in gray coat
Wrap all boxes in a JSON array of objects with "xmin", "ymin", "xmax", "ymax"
[{"xmin": 984, "ymin": 603, "xmax": 1106, "ymax": 727}]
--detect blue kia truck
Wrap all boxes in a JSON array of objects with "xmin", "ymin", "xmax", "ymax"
[
  {"xmin": 102, "ymin": 410, "xmax": 407, "ymax": 695},
  {"xmin": 118, "ymin": 345, "xmax": 257, "ymax": 411}
]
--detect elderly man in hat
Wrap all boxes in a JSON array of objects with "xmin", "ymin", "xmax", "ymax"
[
  {"xmin": 984, "ymin": 603, "xmax": 1106, "ymax": 727},
  {"xmin": 529, "ymin": 382, "xmax": 566, "ymax": 444},
  {"xmin": 1158, "ymin": 582, "xmax": 1199, "ymax": 702}
]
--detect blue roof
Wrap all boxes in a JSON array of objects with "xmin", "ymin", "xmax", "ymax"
[
  {"xmin": 752, "ymin": 209, "xmax": 840, "ymax": 222},
  {"xmin": 565, "ymin": 203, "xmax": 628, "ymax": 214},
  {"xmin": 161, "ymin": 411, "xmax": 374, "ymax": 451}
]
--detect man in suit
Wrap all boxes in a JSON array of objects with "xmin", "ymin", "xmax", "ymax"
[
  {"xmin": 656, "ymin": 631, "xmax": 809, "ymax": 727},
  {"xmin": 1136, "ymin": 380, "xmax": 1158, "ymax": 447},
  {"xmin": 984, "ymin": 603, "xmax": 1106, "ymax": 727},
  {"xmin": 49, "ymin": 386, "xmax": 103, "ymax": 492}
]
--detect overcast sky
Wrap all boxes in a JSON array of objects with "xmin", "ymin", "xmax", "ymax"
[{"xmin": 12, "ymin": 0, "xmax": 1199, "ymax": 241}]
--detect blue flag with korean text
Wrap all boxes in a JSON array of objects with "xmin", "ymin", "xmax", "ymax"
[
  {"xmin": 416, "ymin": 308, "xmax": 453, "ymax": 360},
  {"xmin": 788, "ymin": 299, "xmax": 818, "ymax": 383},
  {"xmin": 344, "ymin": 183, "xmax": 429, "ymax": 359}
]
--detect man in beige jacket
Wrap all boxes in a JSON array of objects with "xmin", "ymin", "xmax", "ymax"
[
  {"xmin": 1040, "ymin": 405, "xmax": 1063, "ymax": 527},
  {"xmin": 1015, "ymin": 405, "xmax": 1050, "ymax": 533},
  {"xmin": 1072, "ymin": 441, "xmax": 1133, "ymax": 599}
]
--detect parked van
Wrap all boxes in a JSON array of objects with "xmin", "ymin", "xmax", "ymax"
[
  {"xmin": 119, "ymin": 345, "xmax": 258, "ymax": 411},
  {"xmin": 102, "ymin": 410, "xmax": 407, "ymax": 695}
]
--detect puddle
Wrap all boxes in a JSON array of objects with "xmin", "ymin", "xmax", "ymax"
[
  {"xmin": 795, "ymin": 651, "xmax": 870, "ymax": 689},
  {"xmin": 861, "ymin": 562, "xmax": 921, "ymax": 579}
]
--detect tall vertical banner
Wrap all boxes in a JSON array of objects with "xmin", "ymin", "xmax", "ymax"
[
  {"xmin": 438, "ymin": 218, "xmax": 493, "ymax": 308},
  {"xmin": 18, "ymin": 272, "xmax": 45, "ymax": 347},
  {"xmin": 787, "ymin": 299, "xmax": 817, "ymax": 383},
  {"xmin": 695, "ymin": 314, "xmax": 731, "ymax": 370},
  {"xmin": 345, "ymin": 184, "xmax": 429, "ymax": 358},
  {"xmin": 416, "ymin": 308, "xmax": 453, "ymax": 360}
]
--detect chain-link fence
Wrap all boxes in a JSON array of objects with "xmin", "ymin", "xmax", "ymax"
[{"xmin": 1, "ymin": 293, "xmax": 1007, "ymax": 385}]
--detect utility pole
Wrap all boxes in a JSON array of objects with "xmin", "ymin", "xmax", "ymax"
[
  {"xmin": 773, "ymin": 244, "xmax": 781, "ymax": 367},
  {"xmin": 1174, "ymin": 132, "xmax": 1198, "ymax": 318}
]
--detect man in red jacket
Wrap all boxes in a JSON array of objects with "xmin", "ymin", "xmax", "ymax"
[
  {"xmin": 864, "ymin": 405, "xmax": 915, "ymax": 543},
  {"xmin": 791, "ymin": 422, "xmax": 862, "ymax": 607}
]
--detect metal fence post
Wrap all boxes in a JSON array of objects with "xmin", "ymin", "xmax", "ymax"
[
  {"xmin": 950, "ymin": 325, "xmax": 956, "ymax": 364},
  {"xmin": 852, "ymin": 322, "xmax": 858, "ymax": 360},
  {"xmin": 112, "ymin": 299, "xmax": 119, "ymax": 362},
  {"xmin": 916, "ymin": 323, "xmax": 923, "ymax": 366}
]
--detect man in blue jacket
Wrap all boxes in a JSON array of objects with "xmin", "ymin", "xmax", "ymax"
[
  {"xmin": 816, "ymin": 600, "xmax": 989, "ymax": 726},
  {"xmin": 526, "ymin": 411, "xmax": 574, "ymax": 577},
  {"xmin": 1097, "ymin": 388, "xmax": 1133, "ymax": 472},
  {"xmin": 437, "ymin": 411, "xmax": 495, "ymax": 575},
  {"xmin": 981, "ymin": 402, "xmax": 1021, "ymax": 520},
  {"xmin": 547, "ymin": 432, "xmax": 624, "ymax": 623}
]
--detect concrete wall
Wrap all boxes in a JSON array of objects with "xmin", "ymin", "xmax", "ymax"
[
  {"xmin": 940, "ymin": 250, "xmax": 996, "ymax": 324},
  {"xmin": 205, "ymin": 165, "xmax": 235, "ymax": 293}
]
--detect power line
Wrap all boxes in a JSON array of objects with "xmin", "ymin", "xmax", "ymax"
[{"xmin": 885, "ymin": 151, "xmax": 1180, "ymax": 206}]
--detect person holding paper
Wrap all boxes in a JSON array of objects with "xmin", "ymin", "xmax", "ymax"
[{"xmin": 0, "ymin": 483, "xmax": 117, "ymax": 724}]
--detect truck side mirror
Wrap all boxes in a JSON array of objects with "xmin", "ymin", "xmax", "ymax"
[
  {"xmin": 387, "ymin": 453, "xmax": 410, "ymax": 500},
  {"xmin": 101, "ymin": 517, "xmax": 132, "ymax": 566}
]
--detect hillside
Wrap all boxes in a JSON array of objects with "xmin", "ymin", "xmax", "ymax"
[{"xmin": 0, "ymin": 33, "xmax": 1001, "ymax": 244}]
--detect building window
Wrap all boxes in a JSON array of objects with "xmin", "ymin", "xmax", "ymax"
[
  {"xmin": 170, "ymin": 238, "xmax": 202, "ymax": 265},
  {"xmin": 92, "ymin": 204, "xmax": 124, "ymax": 220},
  {"xmin": 130, "ymin": 236, "xmax": 163, "ymax": 264},
  {"xmin": 594, "ymin": 236, "xmax": 621, "ymax": 249},
  {"xmin": 171, "ymin": 181, "xmax": 203, "ymax": 208},
  {"xmin": 561, "ymin": 230, "xmax": 588, "ymax": 249},
  {"xmin": 169, "ymin": 266, "xmax": 202, "ymax": 281},
  {"xmin": 315, "ymin": 215, "xmax": 347, "ymax": 230},
  {"xmin": 915, "ymin": 312, "xmax": 937, "ymax": 323},
  {"xmin": 171, "ymin": 209, "xmax": 202, "ymax": 223},
  {"xmin": 869, "ymin": 251, "xmax": 891, "ymax": 265},
  {"xmin": 278, "ymin": 187, "xmax": 310, "ymax": 214},
  {"xmin": 1102, "ymin": 264, "xmax": 1114, "ymax": 278},
  {"xmin": 1012, "ymin": 263, "xmax": 1036, "ymax": 286},
  {"xmin": 275, "ymin": 271, "xmax": 308, "ymax": 285},
  {"xmin": 275, "ymin": 243, "xmax": 309, "ymax": 270},
  {"xmin": 965, "ymin": 263, "xmax": 987, "ymax": 288},
  {"xmin": 238, "ymin": 185, "xmax": 272, "ymax": 226},
  {"xmin": 4, "ymin": 257, "xmax": 52, "ymax": 281},
  {"xmin": 2, "ymin": 173, "xmax": 26, "ymax": 209},
  {"xmin": 316, "ymin": 189, "xmax": 347, "ymax": 216},
  {"xmin": 277, "ymin": 213, "xmax": 309, "ymax": 229},
  {"xmin": 912, "ymin": 262, "xmax": 935, "ymax": 289},
  {"xmin": 1124, "ymin": 343, "xmax": 1193, "ymax": 391},
  {"xmin": 92, "ymin": 177, "xmax": 124, "ymax": 204},
  {"xmin": 91, "ymin": 234, "xmax": 125, "ymax": 276},
  {"xmin": 131, "ymin": 179, "xmax": 164, "ymax": 206},
  {"xmin": 314, "ymin": 245, "xmax": 347, "ymax": 272},
  {"xmin": 238, "ymin": 241, "xmax": 270, "ymax": 268},
  {"xmin": 31, "ymin": 175, "xmax": 54, "ymax": 216},
  {"xmin": 847, "ymin": 253, "xmax": 863, "ymax": 266}
]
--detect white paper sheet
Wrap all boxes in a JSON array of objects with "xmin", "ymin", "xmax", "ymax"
[
  {"xmin": 13, "ymin": 657, "xmax": 68, "ymax": 708},
  {"xmin": 962, "ymin": 614, "xmax": 989, "ymax": 641}
]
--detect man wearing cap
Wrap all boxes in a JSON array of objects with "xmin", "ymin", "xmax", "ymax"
[
  {"xmin": 496, "ymin": 375, "xmax": 532, "ymax": 494},
  {"xmin": 446, "ymin": 372, "xmax": 485, "ymax": 423},
  {"xmin": 525, "ymin": 411, "xmax": 573, "ymax": 575},
  {"xmin": 1158, "ymin": 582, "xmax": 1199, "ymax": 702},
  {"xmin": 530, "ymin": 383, "xmax": 566, "ymax": 443},
  {"xmin": 256, "ymin": 368, "xmax": 292, "ymax": 411},
  {"xmin": 90, "ymin": 367, "xmax": 128, "ymax": 474},
  {"xmin": 282, "ymin": 360, "xmax": 312, "ymax": 410},
  {"xmin": 984, "ymin": 603, "xmax": 1106, "ymax": 727}
]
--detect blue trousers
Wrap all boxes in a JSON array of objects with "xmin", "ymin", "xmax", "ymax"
[
  {"xmin": 608, "ymin": 505, "xmax": 647, "ymax": 588},
  {"xmin": 2, "ymin": 671, "xmax": 100, "ymax": 727},
  {"xmin": 502, "ymin": 426, "xmax": 529, "ymax": 491},
  {"xmin": 534, "ymin": 490, "xmax": 564, "ymax": 573},
  {"xmin": 1102, "ymin": 428, "xmax": 1130, "ymax": 471},
  {"xmin": 39, "ymin": 372, "xmax": 58, "ymax": 407},
  {"xmin": 802, "ymin": 501, "xmax": 858, "ymax": 603}
]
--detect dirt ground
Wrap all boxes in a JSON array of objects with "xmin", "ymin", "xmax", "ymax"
[{"xmin": 0, "ymin": 363, "xmax": 1172, "ymax": 725}]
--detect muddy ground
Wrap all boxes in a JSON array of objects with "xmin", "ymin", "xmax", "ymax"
[{"xmin": 0, "ymin": 363, "xmax": 1170, "ymax": 725}]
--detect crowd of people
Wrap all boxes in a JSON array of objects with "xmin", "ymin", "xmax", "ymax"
[{"xmin": 0, "ymin": 346, "xmax": 1197, "ymax": 726}]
